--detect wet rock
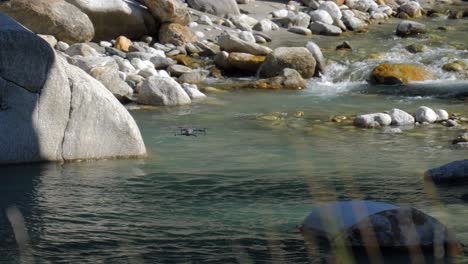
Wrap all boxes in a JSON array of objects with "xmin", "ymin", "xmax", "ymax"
[
  {"xmin": 258, "ymin": 47, "xmax": 316, "ymax": 79},
  {"xmin": 214, "ymin": 51, "xmax": 232, "ymax": 70},
  {"xmin": 143, "ymin": 0, "xmax": 191, "ymax": 25},
  {"xmin": 354, "ymin": 113, "xmax": 392, "ymax": 128},
  {"xmin": 255, "ymin": 68, "xmax": 307, "ymax": 90},
  {"xmin": 187, "ymin": 0, "xmax": 240, "ymax": 17},
  {"xmin": 178, "ymin": 71, "xmax": 204, "ymax": 84},
  {"xmin": 369, "ymin": 64, "xmax": 433, "ymax": 85},
  {"xmin": 138, "ymin": 76, "xmax": 191, "ymax": 106},
  {"xmin": 406, "ymin": 43, "xmax": 427, "ymax": 53},
  {"xmin": 309, "ymin": 22, "xmax": 342, "ymax": 36},
  {"xmin": 218, "ymin": 34, "xmax": 272, "ymax": 56},
  {"xmin": 442, "ymin": 60, "xmax": 467, "ymax": 72},
  {"xmin": 182, "ymin": 83, "xmax": 206, "ymax": 99},
  {"xmin": 425, "ymin": 159, "xmax": 468, "ymax": 183},
  {"xmin": 396, "ymin": 20, "xmax": 427, "ymax": 37},
  {"xmin": 388, "ymin": 108, "xmax": 415, "ymax": 126},
  {"xmin": 453, "ymin": 133, "xmax": 468, "ymax": 144},
  {"xmin": 336, "ymin": 41, "xmax": 352, "ymax": 50},
  {"xmin": 305, "ymin": 42, "xmax": 326, "ymax": 77},
  {"xmin": 227, "ymin": 52, "xmax": 266, "ymax": 72},
  {"xmin": 159, "ymin": 23, "xmax": 197, "ymax": 46},
  {"xmin": 67, "ymin": 0, "xmax": 156, "ymax": 41},
  {"xmin": 415, "ymin": 106, "xmax": 438, "ymax": 123},
  {"xmin": 0, "ymin": 0, "xmax": 94, "ymax": 44}
]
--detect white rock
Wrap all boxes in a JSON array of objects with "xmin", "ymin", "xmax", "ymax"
[
  {"xmin": 318, "ymin": 2, "xmax": 342, "ymax": 21},
  {"xmin": 435, "ymin": 109, "xmax": 449, "ymax": 121},
  {"xmin": 56, "ymin": 41, "xmax": 70, "ymax": 52},
  {"xmin": 182, "ymin": 83, "xmax": 207, "ymax": 99},
  {"xmin": 138, "ymin": 67, "xmax": 158, "ymax": 78},
  {"xmin": 137, "ymin": 76, "xmax": 191, "ymax": 106},
  {"xmin": 272, "ymin": 9, "xmax": 289, "ymax": 18},
  {"xmin": 131, "ymin": 58, "xmax": 155, "ymax": 71},
  {"xmin": 195, "ymin": 31, "xmax": 205, "ymax": 38},
  {"xmin": 388, "ymin": 108, "xmax": 415, "ymax": 126},
  {"xmin": 415, "ymin": 106, "xmax": 438, "ymax": 123},
  {"xmin": 239, "ymin": 31, "xmax": 256, "ymax": 43},
  {"xmin": 309, "ymin": 10, "xmax": 334, "ymax": 25},
  {"xmin": 305, "ymin": 41, "xmax": 325, "ymax": 76},
  {"xmin": 99, "ymin": 41, "xmax": 113, "ymax": 48},
  {"xmin": 354, "ymin": 113, "xmax": 392, "ymax": 128},
  {"xmin": 158, "ymin": 70, "xmax": 170, "ymax": 78},
  {"xmin": 199, "ymin": 15, "xmax": 213, "ymax": 25},
  {"xmin": 189, "ymin": 21, "xmax": 199, "ymax": 28}
]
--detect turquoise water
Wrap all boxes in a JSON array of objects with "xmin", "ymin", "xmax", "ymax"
[
  {"xmin": 0, "ymin": 87, "xmax": 466, "ymax": 263},
  {"xmin": 1, "ymin": 15, "xmax": 468, "ymax": 264}
]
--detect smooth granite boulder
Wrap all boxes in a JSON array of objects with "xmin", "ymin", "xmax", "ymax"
[
  {"xmin": 143, "ymin": 0, "xmax": 190, "ymax": 25},
  {"xmin": 137, "ymin": 76, "xmax": 191, "ymax": 106},
  {"xmin": 354, "ymin": 113, "xmax": 392, "ymax": 128},
  {"xmin": 187, "ymin": 0, "xmax": 240, "ymax": 17},
  {"xmin": 0, "ymin": 0, "xmax": 94, "ymax": 44},
  {"xmin": 258, "ymin": 47, "xmax": 316, "ymax": 78},
  {"xmin": 0, "ymin": 14, "xmax": 146, "ymax": 164},
  {"xmin": 66, "ymin": 0, "xmax": 157, "ymax": 41},
  {"xmin": 218, "ymin": 34, "xmax": 272, "ymax": 56}
]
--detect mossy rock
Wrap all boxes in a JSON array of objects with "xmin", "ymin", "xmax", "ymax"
[
  {"xmin": 442, "ymin": 60, "xmax": 467, "ymax": 72},
  {"xmin": 406, "ymin": 43, "xmax": 427, "ymax": 53},
  {"xmin": 369, "ymin": 64, "xmax": 434, "ymax": 85}
]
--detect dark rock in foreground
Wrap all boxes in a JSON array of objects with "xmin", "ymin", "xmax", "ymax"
[{"xmin": 425, "ymin": 160, "xmax": 468, "ymax": 183}]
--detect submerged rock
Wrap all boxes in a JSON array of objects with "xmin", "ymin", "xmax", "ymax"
[
  {"xmin": 258, "ymin": 47, "xmax": 316, "ymax": 78},
  {"xmin": 425, "ymin": 160, "xmax": 468, "ymax": 183},
  {"xmin": 354, "ymin": 113, "xmax": 392, "ymax": 128},
  {"xmin": 369, "ymin": 64, "xmax": 433, "ymax": 85},
  {"xmin": 396, "ymin": 20, "xmax": 427, "ymax": 37}
]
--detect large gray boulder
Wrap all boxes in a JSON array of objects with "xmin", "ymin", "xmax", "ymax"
[
  {"xmin": 305, "ymin": 41, "xmax": 325, "ymax": 76},
  {"xmin": 187, "ymin": 0, "xmax": 240, "ymax": 17},
  {"xmin": 388, "ymin": 108, "xmax": 415, "ymax": 126},
  {"xmin": 218, "ymin": 34, "xmax": 272, "ymax": 56},
  {"xmin": 0, "ymin": 0, "xmax": 94, "ymax": 44},
  {"xmin": 69, "ymin": 56, "xmax": 133, "ymax": 101},
  {"xmin": 309, "ymin": 21, "xmax": 342, "ymax": 36},
  {"xmin": 137, "ymin": 76, "xmax": 191, "ymax": 106},
  {"xmin": 143, "ymin": 0, "xmax": 191, "ymax": 25},
  {"xmin": 258, "ymin": 47, "xmax": 316, "ymax": 79},
  {"xmin": 0, "ymin": 14, "xmax": 146, "ymax": 164},
  {"xmin": 66, "ymin": 0, "xmax": 157, "ymax": 41},
  {"xmin": 415, "ymin": 106, "xmax": 438, "ymax": 123},
  {"xmin": 425, "ymin": 160, "xmax": 468, "ymax": 183}
]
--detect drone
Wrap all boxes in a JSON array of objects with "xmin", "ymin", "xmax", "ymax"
[{"xmin": 174, "ymin": 127, "xmax": 207, "ymax": 137}]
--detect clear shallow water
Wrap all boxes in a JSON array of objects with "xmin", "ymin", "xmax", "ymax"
[
  {"xmin": 1, "ymin": 16, "xmax": 468, "ymax": 264},
  {"xmin": 0, "ymin": 87, "xmax": 467, "ymax": 263}
]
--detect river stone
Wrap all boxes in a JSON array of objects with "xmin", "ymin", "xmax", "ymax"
[
  {"xmin": 309, "ymin": 22, "xmax": 342, "ymax": 36},
  {"xmin": 253, "ymin": 19, "xmax": 275, "ymax": 32},
  {"xmin": 159, "ymin": 23, "xmax": 197, "ymax": 46},
  {"xmin": 66, "ymin": 0, "xmax": 157, "ymax": 41},
  {"xmin": 0, "ymin": 0, "xmax": 94, "ymax": 44},
  {"xmin": 415, "ymin": 106, "xmax": 438, "ymax": 123},
  {"xmin": 182, "ymin": 83, "xmax": 206, "ymax": 99},
  {"xmin": 178, "ymin": 71, "xmax": 204, "ymax": 84},
  {"xmin": 137, "ymin": 76, "xmax": 191, "ymax": 106},
  {"xmin": 399, "ymin": 1, "xmax": 422, "ymax": 18},
  {"xmin": 453, "ymin": 133, "xmax": 468, "ymax": 145},
  {"xmin": 70, "ymin": 56, "xmax": 133, "ymax": 101},
  {"xmin": 425, "ymin": 159, "xmax": 468, "ymax": 183},
  {"xmin": 143, "ymin": 0, "xmax": 191, "ymax": 25},
  {"xmin": 150, "ymin": 56, "xmax": 176, "ymax": 69},
  {"xmin": 255, "ymin": 68, "xmax": 307, "ymax": 90},
  {"xmin": 187, "ymin": 0, "xmax": 240, "ymax": 17},
  {"xmin": 0, "ymin": 14, "xmax": 146, "ymax": 164},
  {"xmin": 342, "ymin": 12, "xmax": 367, "ymax": 31},
  {"xmin": 318, "ymin": 2, "xmax": 342, "ymax": 20},
  {"xmin": 239, "ymin": 31, "xmax": 256, "ymax": 43},
  {"xmin": 388, "ymin": 108, "xmax": 415, "ymax": 126},
  {"xmin": 214, "ymin": 51, "xmax": 232, "ymax": 70},
  {"xmin": 354, "ymin": 113, "xmax": 392, "ymax": 128},
  {"xmin": 305, "ymin": 42, "xmax": 325, "ymax": 77},
  {"xmin": 258, "ymin": 47, "xmax": 316, "ymax": 79},
  {"xmin": 168, "ymin": 64, "xmax": 192, "ymax": 77},
  {"xmin": 288, "ymin": 26, "xmax": 312, "ymax": 36},
  {"xmin": 396, "ymin": 20, "xmax": 427, "ymax": 37},
  {"xmin": 345, "ymin": 0, "xmax": 374, "ymax": 12},
  {"xmin": 227, "ymin": 52, "xmax": 266, "ymax": 72},
  {"xmin": 290, "ymin": 12, "xmax": 311, "ymax": 28},
  {"xmin": 38, "ymin": 34, "xmax": 58, "ymax": 48},
  {"xmin": 218, "ymin": 34, "xmax": 272, "ymax": 56},
  {"xmin": 309, "ymin": 10, "xmax": 334, "ymax": 25},
  {"xmin": 436, "ymin": 109, "xmax": 449, "ymax": 121},
  {"xmin": 65, "ymin": 43, "xmax": 100, "ymax": 57},
  {"xmin": 369, "ymin": 64, "xmax": 433, "ymax": 85}
]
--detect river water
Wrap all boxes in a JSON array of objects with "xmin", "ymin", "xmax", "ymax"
[{"xmin": 0, "ymin": 18, "xmax": 467, "ymax": 263}]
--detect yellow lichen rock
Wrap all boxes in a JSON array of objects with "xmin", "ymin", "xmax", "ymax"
[{"xmin": 370, "ymin": 64, "xmax": 434, "ymax": 85}]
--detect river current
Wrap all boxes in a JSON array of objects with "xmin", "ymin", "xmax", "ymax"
[{"xmin": 0, "ymin": 18, "xmax": 467, "ymax": 263}]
